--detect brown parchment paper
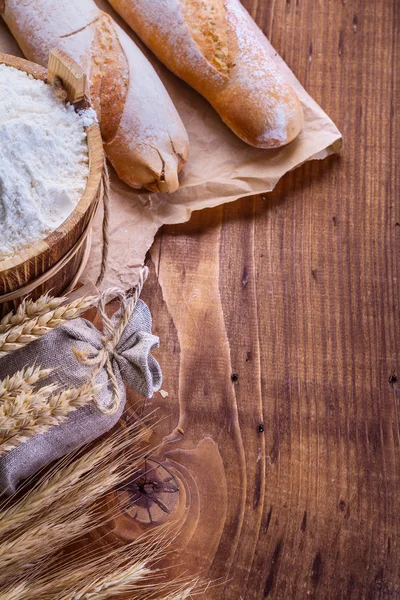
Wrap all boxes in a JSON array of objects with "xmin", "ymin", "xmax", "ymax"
[{"xmin": 0, "ymin": 6, "xmax": 342, "ymax": 291}]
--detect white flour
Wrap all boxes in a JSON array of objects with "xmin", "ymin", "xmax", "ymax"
[{"xmin": 0, "ymin": 64, "xmax": 91, "ymax": 259}]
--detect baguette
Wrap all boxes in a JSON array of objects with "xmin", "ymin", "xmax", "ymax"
[
  {"xmin": 107, "ymin": 0, "xmax": 304, "ymax": 149},
  {"xmin": 1, "ymin": 0, "xmax": 190, "ymax": 193}
]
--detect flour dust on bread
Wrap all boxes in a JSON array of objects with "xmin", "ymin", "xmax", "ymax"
[
  {"xmin": 107, "ymin": 0, "xmax": 304, "ymax": 149},
  {"xmin": 1, "ymin": 0, "xmax": 189, "ymax": 193}
]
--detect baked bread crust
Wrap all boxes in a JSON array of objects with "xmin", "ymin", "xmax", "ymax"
[
  {"xmin": 108, "ymin": 0, "xmax": 304, "ymax": 148},
  {"xmin": 2, "ymin": 0, "xmax": 190, "ymax": 192}
]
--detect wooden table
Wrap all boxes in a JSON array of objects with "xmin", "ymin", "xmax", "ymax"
[{"xmin": 123, "ymin": 1, "xmax": 400, "ymax": 598}]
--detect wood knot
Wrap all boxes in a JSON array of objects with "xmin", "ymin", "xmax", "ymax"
[{"xmin": 117, "ymin": 459, "xmax": 179, "ymax": 525}]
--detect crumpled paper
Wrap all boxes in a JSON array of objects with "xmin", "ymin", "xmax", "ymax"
[{"xmin": 0, "ymin": 3, "xmax": 342, "ymax": 291}]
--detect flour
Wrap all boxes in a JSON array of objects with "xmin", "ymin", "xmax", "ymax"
[
  {"xmin": 77, "ymin": 107, "xmax": 98, "ymax": 128},
  {"xmin": 0, "ymin": 64, "xmax": 91, "ymax": 259}
]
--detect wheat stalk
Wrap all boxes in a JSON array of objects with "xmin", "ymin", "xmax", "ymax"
[
  {"xmin": 15, "ymin": 529, "xmax": 169, "ymax": 600},
  {"xmin": 0, "ymin": 383, "xmax": 100, "ymax": 455},
  {"xmin": 0, "ymin": 471, "xmax": 160, "ymax": 587},
  {"xmin": 158, "ymin": 583, "xmax": 199, "ymax": 600},
  {"xmin": 1, "ymin": 581, "xmax": 198, "ymax": 600},
  {"xmin": 0, "ymin": 515, "xmax": 90, "ymax": 580},
  {"xmin": 0, "ymin": 295, "xmax": 97, "ymax": 358},
  {"xmin": 16, "ymin": 428, "xmax": 149, "ymax": 538},
  {"xmin": 0, "ymin": 365, "xmax": 53, "ymax": 402},
  {"xmin": 0, "ymin": 584, "xmax": 26, "ymax": 600},
  {"xmin": 0, "ymin": 418, "xmax": 147, "ymax": 537},
  {"xmin": 65, "ymin": 563, "xmax": 152, "ymax": 600},
  {"xmin": 1, "ymin": 490, "xmax": 171, "ymax": 599},
  {"xmin": 27, "ymin": 548, "xmax": 148, "ymax": 598},
  {"xmin": 0, "ymin": 419, "xmax": 203, "ymax": 600},
  {"xmin": 0, "ymin": 293, "xmax": 65, "ymax": 334},
  {"xmin": 163, "ymin": 590, "xmax": 195, "ymax": 600}
]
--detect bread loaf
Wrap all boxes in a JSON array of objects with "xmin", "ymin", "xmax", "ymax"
[
  {"xmin": 1, "ymin": 0, "xmax": 190, "ymax": 193},
  {"xmin": 107, "ymin": 0, "xmax": 304, "ymax": 149}
]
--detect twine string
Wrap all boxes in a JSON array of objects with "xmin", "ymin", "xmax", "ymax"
[
  {"xmin": 75, "ymin": 266, "xmax": 149, "ymax": 415},
  {"xmin": 95, "ymin": 158, "xmax": 110, "ymax": 288}
]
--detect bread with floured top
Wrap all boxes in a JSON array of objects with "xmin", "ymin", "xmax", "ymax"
[
  {"xmin": 1, "ymin": 0, "xmax": 190, "ymax": 193},
  {"xmin": 107, "ymin": 0, "xmax": 304, "ymax": 148}
]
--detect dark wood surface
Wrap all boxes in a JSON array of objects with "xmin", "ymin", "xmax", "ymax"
[{"xmin": 122, "ymin": 1, "xmax": 400, "ymax": 598}]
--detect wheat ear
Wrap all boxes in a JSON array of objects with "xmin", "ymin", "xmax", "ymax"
[
  {"xmin": 5, "ymin": 424, "xmax": 150, "ymax": 539},
  {"xmin": 0, "ymin": 293, "xmax": 66, "ymax": 334},
  {"xmin": 0, "ymin": 489, "xmax": 156, "ymax": 586},
  {"xmin": 0, "ymin": 365, "xmax": 52, "ymax": 402},
  {"xmin": 0, "ymin": 295, "xmax": 97, "ymax": 358},
  {"xmin": 0, "ymin": 383, "xmax": 100, "ymax": 455},
  {"xmin": 158, "ymin": 583, "xmax": 200, "ymax": 600},
  {"xmin": 0, "ymin": 470, "xmax": 160, "ymax": 586},
  {"xmin": 18, "ymin": 529, "xmax": 169, "ymax": 599},
  {"xmin": 0, "ymin": 584, "xmax": 26, "ymax": 600},
  {"xmin": 0, "ymin": 515, "xmax": 90, "ymax": 579},
  {"xmin": 0, "ymin": 418, "xmax": 147, "ymax": 537},
  {"xmin": 0, "ymin": 384, "xmax": 57, "ymax": 419},
  {"xmin": 62, "ymin": 563, "xmax": 152, "ymax": 600},
  {"xmin": 0, "ymin": 419, "xmax": 203, "ymax": 600}
]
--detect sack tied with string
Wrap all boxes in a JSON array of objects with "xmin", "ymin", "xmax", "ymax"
[{"xmin": 0, "ymin": 291, "xmax": 162, "ymax": 495}]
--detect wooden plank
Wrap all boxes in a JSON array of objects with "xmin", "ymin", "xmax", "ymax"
[{"xmin": 116, "ymin": 0, "xmax": 400, "ymax": 598}]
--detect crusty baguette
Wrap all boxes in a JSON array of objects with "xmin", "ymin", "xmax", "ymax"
[
  {"xmin": 107, "ymin": 0, "xmax": 304, "ymax": 149},
  {"xmin": 1, "ymin": 0, "xmax": 189, "ymax": 192}
]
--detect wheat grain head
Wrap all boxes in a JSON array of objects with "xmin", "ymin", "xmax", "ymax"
[
  {"xmin": 0, "ymin": 383, "xmax": 100, "ymax": 456},
  {"xmin": 0, "ymin": 365, "xmax": 53, "ymax": 401},
  {"xmin": 0, "ymin": 295, "xmax": 97, "ymax": 358}
]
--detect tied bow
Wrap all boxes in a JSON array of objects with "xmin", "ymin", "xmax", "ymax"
[{"xmin": 74, "ymin": 267, "xmax": 154, "ymax": 415}]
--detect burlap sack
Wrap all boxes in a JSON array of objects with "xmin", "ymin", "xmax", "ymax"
[{"xmin": 0, "ymin": 298, "xmax": 162, "ymax": 494}]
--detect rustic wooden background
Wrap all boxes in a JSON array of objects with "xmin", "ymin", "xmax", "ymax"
[
  {"xmin": 0, "ymin": 0, "xmax": 397, "ymax": 597},
  {"xmin": 123, "ymin": 0, "xmax": 400, "ymax": 598}
]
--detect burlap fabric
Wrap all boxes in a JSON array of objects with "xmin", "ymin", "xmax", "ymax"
[{"xmin": 0, "ymin": 299, "xmax": 161, "ymax": 494}]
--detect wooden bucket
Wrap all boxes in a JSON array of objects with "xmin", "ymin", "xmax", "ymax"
[{"xmin": 0, "ymin": 51, "xmax": 104, "ymax": 317}]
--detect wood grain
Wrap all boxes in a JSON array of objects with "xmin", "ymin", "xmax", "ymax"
[
  {"xmin": 114, "ymin": 0, "xmax": 399, "ymax": 598},
  {"xmin": 47, "ymin": 48, "xmax": 86, "ymax": 104}
]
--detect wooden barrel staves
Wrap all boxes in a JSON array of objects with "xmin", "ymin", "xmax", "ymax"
[{"xmin": 0, "ymin": 50, "xmax": 104, "ymax": 317}]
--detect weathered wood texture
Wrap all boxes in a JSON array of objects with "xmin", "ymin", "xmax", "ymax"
[{"xmin": 121, "ymin": 1, "xmax": 400, "ymax": 598}]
